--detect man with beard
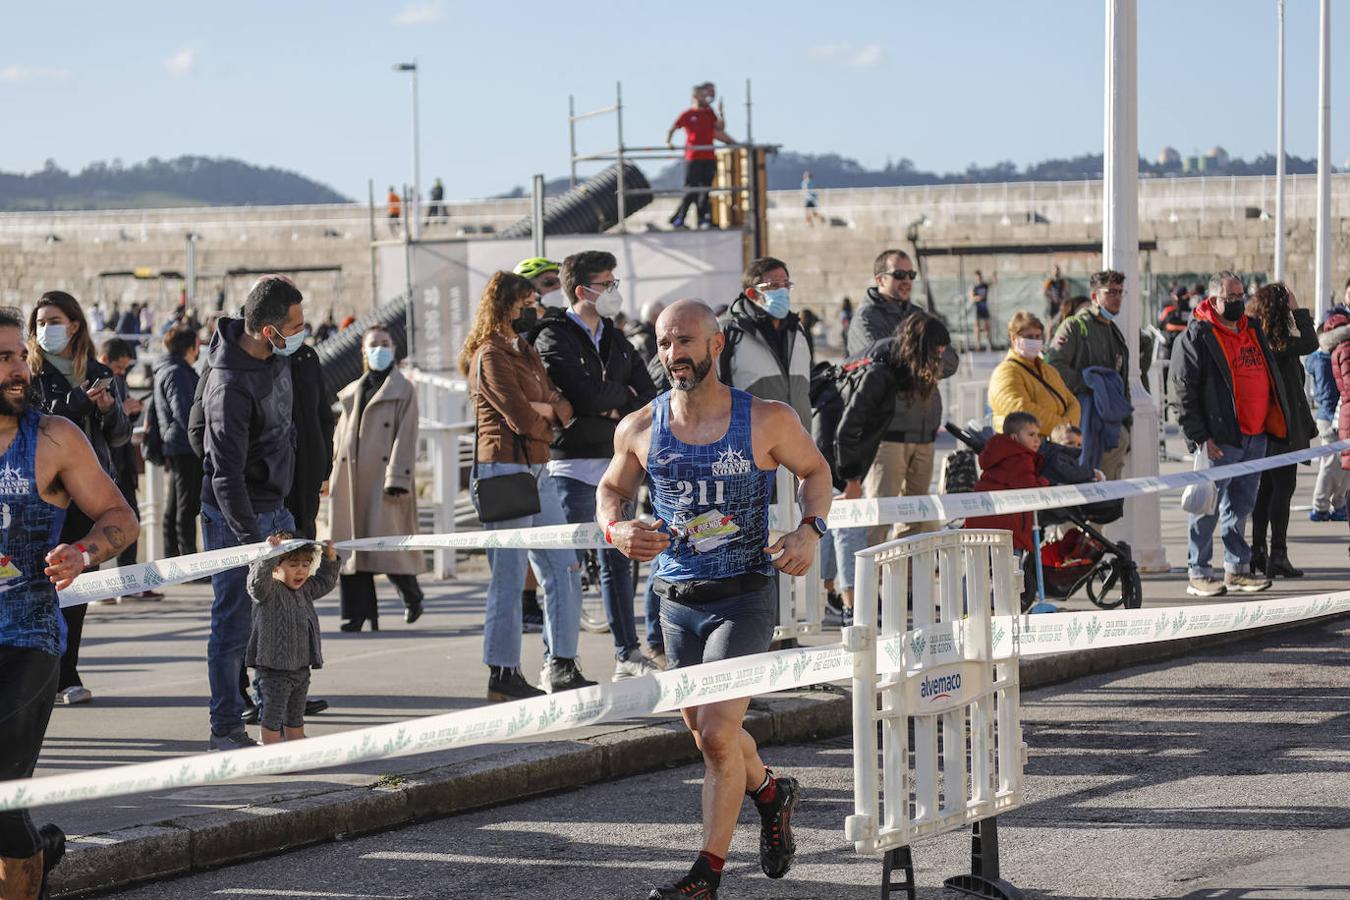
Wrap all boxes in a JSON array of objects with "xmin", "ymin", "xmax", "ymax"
[
  {"xmin": 597, "ymin": 300, "xmax": 832, "ymax": 899},
  {"xmin": 0, "ymin": 307, "xmax": 138, "ymax": 899}
]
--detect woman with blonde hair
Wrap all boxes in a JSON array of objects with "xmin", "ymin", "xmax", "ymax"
[
  {"xmin": 327, "ymin": 326, "xmax": 424, "ymax": 631},
  {"xmin": 28, "ymin": 291, "xmax": 131, "ymax": 705},
  {"xmin": 988, "ymin": 309, "xmax": 1080, "ymax": 435},
  {"xmin": 462, "ymin": 271, "xmax": 592, "ymax": 702}
]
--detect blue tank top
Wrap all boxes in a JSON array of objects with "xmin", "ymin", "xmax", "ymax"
[
  {"xmin": 0, "ymin": 409, "xmax": 68, "ymax": 656},
  {"xmin": 647, "ymin": 389, "xmax": 773, "ymax": 582}
]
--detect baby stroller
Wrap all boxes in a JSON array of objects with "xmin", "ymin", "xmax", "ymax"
[{"xmin": 945, "ymin": 422, "xmax": 1142, "ymax": 613}]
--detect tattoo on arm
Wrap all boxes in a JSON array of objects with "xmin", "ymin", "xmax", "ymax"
[
  {"xmin": 619, "ymin": 499, "xmax": 636, "ymax": 521},
  {"xmin": 102, "ymin": 524, "xmax": 128, "ymax": 552},
  {"xmin": 83, "ymin": 542, "xmax": 100, "ymax": 558}
]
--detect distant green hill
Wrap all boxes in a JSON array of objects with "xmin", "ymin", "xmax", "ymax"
[
  {"xmin": 0, "ymin": 156, "xmax": 351, "ymax": 211},
  {"xmin": 496, "ymin": 149, "xmax": 1322, "ymax": 198}
]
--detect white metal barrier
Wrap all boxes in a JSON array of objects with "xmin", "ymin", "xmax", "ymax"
[
  {"xmin": 772, "ymin": 468, "xmax": 823, "ymax": 641},
  {"xmin": 845, "ymin": 529, "xmax": 1026, "ymax": 899}
]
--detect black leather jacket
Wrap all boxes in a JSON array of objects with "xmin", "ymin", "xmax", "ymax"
[{"xmin": 35, "ymin": 357, "xmax": 131, "ymax": 478}]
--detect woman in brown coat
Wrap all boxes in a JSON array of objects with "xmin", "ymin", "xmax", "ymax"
[
  {"xmin": 327, "ymin": 326, "xmax": 424, "ymax": 631},
  {"xmin": 463, "ymin": 271, "xmax": 592, "ymax": 702}
]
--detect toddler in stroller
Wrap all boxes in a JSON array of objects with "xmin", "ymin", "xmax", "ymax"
[{"xmin": 950, "ymin": 417, "xmax": 1142, "ymax": 612}]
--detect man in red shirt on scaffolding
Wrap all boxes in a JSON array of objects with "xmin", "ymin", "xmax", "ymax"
[{"xmin": 665, "ymin": 82, "xmax": 735, "ymax": 231}]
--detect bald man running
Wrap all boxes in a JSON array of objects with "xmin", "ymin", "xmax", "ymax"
[{"xmin": 598, "ymin": 300, "xmax": 832, "ymax": 899}]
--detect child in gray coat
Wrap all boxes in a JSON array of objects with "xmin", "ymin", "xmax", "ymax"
[{"xmin": 246, "ymin": 533, "xmax": 340, "ymax": 744}]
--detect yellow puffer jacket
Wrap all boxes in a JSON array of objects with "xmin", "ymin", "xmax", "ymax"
[{"xmin": 988, "ymin": 350, "xmax": 1081, "ymax": 435}]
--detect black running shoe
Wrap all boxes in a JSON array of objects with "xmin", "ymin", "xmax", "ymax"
[
  {"xmin": 648, "ymin": 874, "xmax": 717, "ymax": 899},
  {"xmin": 758, "ymin": 775, "xmax": 799, "ymax": 879},
  {"xmin": 38, "ymin": 823, "xmax": 65, "ymax": 900}
]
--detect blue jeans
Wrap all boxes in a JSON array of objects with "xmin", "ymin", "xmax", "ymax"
[
  {"xmin": 477, "ymin": 463, "xmax": 582, "ymax": 668},
  {"xmin": 1187, "ymin": 433, "xmax": 1267, "ymax": 577},
  {"xmin": 202, "ymin": 503, "xmax": 295, "ymax": 735},
  {"xmin": 643, "ymin": 576, "xmax": 663, "ymax": 650},
  {"xmin": 831, "ymin": 527, "xmax": 871, "ymax": 592},
  {"xmin": 555, "ymin": 476, "xmax": 640, "ymax": 661},
  {"xmin": 661, "ymin": 581, "xmax": 777, "ymax": 669}
]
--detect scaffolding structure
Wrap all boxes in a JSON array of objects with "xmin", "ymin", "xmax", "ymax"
[{"xmin": 568, "ymin": 80, "xmax": 779, "ymax": 261}]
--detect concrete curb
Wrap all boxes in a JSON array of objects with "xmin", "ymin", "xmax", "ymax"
[{"xmin": 54, "ymin": 612, "xmax": 1348, "ymax": 896}]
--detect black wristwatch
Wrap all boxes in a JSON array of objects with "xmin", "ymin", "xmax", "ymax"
[{"xmin": 801, "ymin": 515, "xmax": 828, "ymax": 538}]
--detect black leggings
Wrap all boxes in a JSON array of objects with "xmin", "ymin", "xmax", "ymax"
[
  {"xmin": 1252, "ymin": 463, "xmax": 1298, "ymax": 554},
  {"xmin": 0, "ymin": 647, "xmax": 59, "ymax": 857}
]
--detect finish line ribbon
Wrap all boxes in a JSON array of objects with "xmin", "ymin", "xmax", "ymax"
[
  {"xmin": 9, "ymin": 589, "xmax": 1350, "ymax": 812},
  {"xmin": 58, "ymin": 438, "xmax": 1350, "ymax": 607}
]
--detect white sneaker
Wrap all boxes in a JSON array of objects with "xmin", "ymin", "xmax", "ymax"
[
  {"xmin": 56, "ymin": 686, "xmax": 92, "ymax": 705},
  {"xmin": 613, "ymin": 655, "xmax": 659, "ymax": 680}
]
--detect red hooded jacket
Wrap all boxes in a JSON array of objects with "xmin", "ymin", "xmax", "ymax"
[{"xmin": 963, "ymin": 434, "xmax": 1049, "ymax": 552}]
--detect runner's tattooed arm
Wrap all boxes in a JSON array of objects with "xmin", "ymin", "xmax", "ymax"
[{"xmin": 36, "ymin": 416, "xmax": 140, "ymax": 589}]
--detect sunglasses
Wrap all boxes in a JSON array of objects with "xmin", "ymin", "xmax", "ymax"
[{"xmin": 883, "ymin": 270, "xmax": 918, "ymax": 281}]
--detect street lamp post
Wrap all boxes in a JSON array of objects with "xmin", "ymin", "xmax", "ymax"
[{"xmin": 393, "ymin": 62, "xmax": 421, "ymax": 242}]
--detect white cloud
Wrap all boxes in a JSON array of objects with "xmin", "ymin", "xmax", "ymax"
[
  {"xmin": 0, "ymin": 65, "xmax": 71, "ymax": 84},
  {"xmin": 163, "ymin": 48, "xmax": 195, "ymax": 76},
  {"xmin": 393, "ymin": 2, "xmax": 445, "ymax": 26},
  {"xmin": 808, "ymin": 42, "xmax": 885, "ymax": 69}
]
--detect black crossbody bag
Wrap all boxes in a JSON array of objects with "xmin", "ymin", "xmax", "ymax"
[{"xmin": 470, "ymin": 351, "xmax": 541, "ymax": 523}]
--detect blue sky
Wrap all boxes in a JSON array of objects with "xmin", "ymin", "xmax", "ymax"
[{"xmin": 2, "ymin": 0, "xmax": 1344, "ymax": 201}]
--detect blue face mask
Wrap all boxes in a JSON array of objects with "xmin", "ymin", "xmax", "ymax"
[
  {"xmin": 365, "ymin": 345, "xmax": 394, "ymax": 372},
  {"xmin": 1096, "ymin": 304, "xmax": 1118, "ymax": 322},
  {"xmin": 760, "ymin": 288, "xmax": 791, "ymax": 320},
  {"xmin": 269, "ymin": 326, "xmax": 307, "ymax": 357}
]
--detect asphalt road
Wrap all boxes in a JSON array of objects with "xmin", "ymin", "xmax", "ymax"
[{"xmin": 102, "ymin": 618, "xmax": 1350, "ymax": 900}]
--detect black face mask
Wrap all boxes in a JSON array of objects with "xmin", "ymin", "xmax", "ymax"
[
  {"xmin": 512, "ymin": 306, "xmax": 537, "ymax": 334},
  {"xmin": 1221, "ymin": 299, "xmax": 1245, "ymax": 322}
]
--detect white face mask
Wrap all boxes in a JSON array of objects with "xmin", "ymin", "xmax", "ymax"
[
  {"xmin": 37, "ymin": 323, "xmax": 69, "ymax": 355},
  {"xmin": 1015, "ymin": 337, "xmax": 1044, "ymax": 359},
  {"xmin": 588, "ymin": 285, "xmax": 623, "ymax": 318},
  {"xmin": 538, "ymin": 289, "xmax": 568, "ymax": 310}
]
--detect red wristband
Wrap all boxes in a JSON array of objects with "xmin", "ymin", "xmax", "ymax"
[
  {"xmin": 605, "ymin": 521, "xmax": 618, "ymax": 545},
  {"xmin": 75, "ymin": 543, "xmax": 92, "ymax": 567}
]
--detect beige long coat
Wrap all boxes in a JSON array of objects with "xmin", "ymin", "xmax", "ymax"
[{"xmin": 327, "ymin": 367, "xmax": 423, "ymax": 575}]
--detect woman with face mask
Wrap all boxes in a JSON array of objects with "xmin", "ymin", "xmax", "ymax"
[
  {"xmin": 28, "ymin": 291, "xmax": 132, "ymax": 706},
  {"xmin": 325, "ymin": 327, "xmax": 425, "ymax": 631},
  {"xmin": 988, "ymin": 310, "xmax": 1081, "ymax": 436},
  {"xmin": 1244, "ymin": 283, "xmax": 1318, "ymax": 578},
  {"xmin": 459, "ymin": 272, "xmax": 592, "ymax": 702}
]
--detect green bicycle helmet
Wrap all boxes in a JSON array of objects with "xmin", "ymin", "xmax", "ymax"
[{"xmin": 513, "ymin": 257, "xmax": 560, "ymax": 279}]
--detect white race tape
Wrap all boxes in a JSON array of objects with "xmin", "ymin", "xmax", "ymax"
[
  {"xmin": 0, "ymin": 642, "xmax": 853, "ymax": 812},
  {"xmin": 58, "ymin": 540, "xmax": 313, "ymax": 608},
  {"xmin": 9, "ymin": 589, "xmax": 1349, "ymax": 812},
  {"xmin": 825, "ymin": 438, "xmax": 1350, "ymax": 530},
  {"xmin": 55, "ymin": 439, "xmax": 1350, "ymax": 607}
]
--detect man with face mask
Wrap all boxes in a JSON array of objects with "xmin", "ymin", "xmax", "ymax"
[
  {"xmin": 1171, "ymin": 271, "xmax": 1293, "ymax": 598},
  {"xmin": 193, "ymin": 275, "xmax": 306, "ymax": 751},
  {"xmin": 532, "ymin": 251, "xmax": 660, "ymax": 683},
  {"xmin": 1045, "ymin": 269, "xmax": 1134, "ymax": 480},
  {"xmin": 717, "ymin": 257, "xmax": 813, "ymax": 427}
]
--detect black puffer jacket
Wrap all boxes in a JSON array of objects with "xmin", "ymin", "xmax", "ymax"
[
  {"xmin": 533, "ymin": 314, "xmax": 657, "ymax": 460},
  {"xmin": 285, "ymin": 343, "xmax": 337, "ymax": 538},
  {"xmin": 834, "ymin": 345, "xmax": 938, "ymax": 482}
]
